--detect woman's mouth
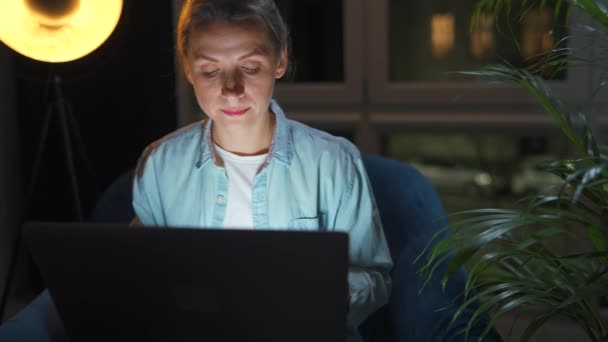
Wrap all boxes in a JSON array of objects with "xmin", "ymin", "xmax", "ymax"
[{"xmin": 221, "ymin": 107, "xmax": 249, "ymax": 116}]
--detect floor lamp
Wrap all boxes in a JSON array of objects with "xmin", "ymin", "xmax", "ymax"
[{"xmin": 0, "ymin": 0, "xmax": 123, "ymax": 322}]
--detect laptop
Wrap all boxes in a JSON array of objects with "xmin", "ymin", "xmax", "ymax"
[{"xmin": 23, "ymin": 222, "xmax": 349, "ymax": 342}]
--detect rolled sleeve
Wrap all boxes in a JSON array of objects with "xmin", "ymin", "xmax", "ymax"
[{"xmin": 330, "ymin": 154, "xmax": 393, "ymax": 328}]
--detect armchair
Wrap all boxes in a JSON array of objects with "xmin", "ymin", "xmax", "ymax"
[{"xmin": 0, "ymin": 155, "xmax": 499, "ymax": 341}]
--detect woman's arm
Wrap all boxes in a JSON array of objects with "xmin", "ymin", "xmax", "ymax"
[
  {"xmin": 132, "ymin": 145, "xmax": 164, "ymax": 226},
  {"xmin": 328, "ymin": 153, "xmax": 394, "ymax": 328}
]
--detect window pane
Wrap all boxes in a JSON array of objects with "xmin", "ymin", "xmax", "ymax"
[
  {"xmin": 388, "ymin": 0, "xmax": 568, "ymax": 82},
  {"xmin": 275, "ymin": 0, "xmax": 344, "ymax": 82},
  {"xmin": 381, "ymin": 133, "xmax": 571, "ymax": 212}
]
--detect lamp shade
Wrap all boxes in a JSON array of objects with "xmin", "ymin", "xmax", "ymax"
[{"xmin": 0, "ymin": 0, "xmax": 123, "ymax": 63}]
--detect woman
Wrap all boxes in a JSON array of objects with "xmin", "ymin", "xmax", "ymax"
[{"xmin": 132, "ymin": 0, "xmax": 393, "ymax": 340}]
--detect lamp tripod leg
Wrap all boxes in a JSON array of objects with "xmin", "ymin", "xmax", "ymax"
[
  {"xmin": 64, "ymin": 102, "xmax": 97, "ymax": 190},
  {"xmin": 54, "ymin": 76, "xmax": 84, "ymax": 221},
  {"xmin": 0, "ymin": 100, "xmax": 54, "ymax": 322},
  {"xmin": 0, "ymin": 76, "xmax": 88, "ymax": 322}
]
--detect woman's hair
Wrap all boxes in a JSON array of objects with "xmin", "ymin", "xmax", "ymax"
[{"xmin": 177, "ymin": 0, "xmax": 292, "ymax": 74}]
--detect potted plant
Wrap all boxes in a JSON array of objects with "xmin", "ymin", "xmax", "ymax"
[{"xmin": 420, "ymin": 0, "xmax": 608, "ymax": 341}]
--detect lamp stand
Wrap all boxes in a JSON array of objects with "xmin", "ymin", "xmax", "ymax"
[{"xmin": 0, "ymin": 75, "xmax": 89, "ymax": 322}]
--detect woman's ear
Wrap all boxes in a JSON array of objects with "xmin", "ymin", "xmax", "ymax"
[
  {"xmin": 183, "ymin": 62, "xmax": 193, "ymax": 84},
  {"xmin": 275, "ymin": 46, "xmax": 288, "ymax": 79}
]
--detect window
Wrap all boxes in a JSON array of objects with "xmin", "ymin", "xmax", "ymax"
[
  {"xmin": 382, "ymin": 132, "xmax": 572, "ymax": 212},
  {"xmin": 273, "ymin": 0, "xmax": 364, "ymax": 105},
  {"xmin": 388, "ymin": 1, "xmax": 568, "ymax": 82},
  {"xmin": 275, "ymin": 0, "xmax": 344, "ymax": 82},
  {"xmin": 367, "ymin": 0, "xmax": 586, "ymax": 105}
]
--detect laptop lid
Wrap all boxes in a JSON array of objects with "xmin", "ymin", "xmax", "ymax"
[{"xmin": 23, "ymin": 222, "xmax": 349, "ymax": 342}]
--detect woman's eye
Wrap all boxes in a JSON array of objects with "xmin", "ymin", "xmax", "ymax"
[
  {"xmin": 242, "ymin": 66, "xmax": 260, "ymax": 75},
  {"xmin": 202, "ymin": 70, "xmax": 219, "ymax": 78}
]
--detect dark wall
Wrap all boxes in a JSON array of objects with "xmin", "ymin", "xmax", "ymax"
[
  {"xmin": 0, "ymin": 44, "xmax": 22, "ymax": 318},
  {"xmin": 13, "ymin": 0, "xmax": 177, "ymax": 222}
]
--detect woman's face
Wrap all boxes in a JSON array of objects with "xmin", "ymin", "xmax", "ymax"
[{"xmin": 184, "ymin": 21, "xmax": 287, "ymax": 132}]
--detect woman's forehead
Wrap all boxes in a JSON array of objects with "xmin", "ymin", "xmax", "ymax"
[{"xmin": 188, "ymin": 22, "xmax": 273, "ymax": 57}]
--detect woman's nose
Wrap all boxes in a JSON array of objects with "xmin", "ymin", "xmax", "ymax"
[{"xmin": 221, "ymin": 71, "xmax": 244, "ymax": 97}]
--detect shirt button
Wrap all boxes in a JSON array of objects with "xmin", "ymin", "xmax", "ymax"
[{"xmin": 217, "ymin": 195, "xmax": 225, "ymax": 204}]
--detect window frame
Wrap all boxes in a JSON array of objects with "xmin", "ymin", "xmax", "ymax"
[
  {"xmin": 366, "ymin": 0, "xmax": 592, "ymax": 109},
  {"xmin": 274, "ymin": 0, "xmax": 365, "ymax": 106}
]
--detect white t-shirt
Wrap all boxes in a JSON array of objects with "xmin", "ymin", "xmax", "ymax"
[{"xmin": 214, "ymin": 144, "xmax": 268, "ymax": 229}]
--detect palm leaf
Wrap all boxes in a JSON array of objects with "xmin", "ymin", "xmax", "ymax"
[
  {"xmin": 420, "ymin": 204, "xmax": 608, "ymax": 340},
  {"xmin": 462, "ymin": 65, "xmax": 594, "ymax": 154},
  {"xmin": 570, "ymin": 0, "xmax": 608, "ymax": 27}
]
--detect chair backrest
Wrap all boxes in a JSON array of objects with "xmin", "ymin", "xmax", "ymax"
[
  {"xmin": 88, "ymin": 170, "xmax": 135, "ymax": 223},
  {"xmin": 359, "ymin": 155, "xmax": 448, "ymax": 341},
  {"xmin": 362, "ymin": 155, "xmax": 449, "ymax": 265},
  {"xmin": 360, "ymin": 155, "xmax": 497, "ymax": 342}
]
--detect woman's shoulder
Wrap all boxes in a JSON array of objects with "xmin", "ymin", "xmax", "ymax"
[
  {"xmin": 155, "ymin": 120, "xmax": 204, "ymax": 149},
  {"xmin": 286, "ymin": 119, "xmax": 361, "ymax": 160},
  {"xmin": 135, "ymin": 120, "xmax": 206, "ymax": 174}
]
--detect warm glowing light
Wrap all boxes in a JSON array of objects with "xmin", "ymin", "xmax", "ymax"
[
  {"xmin": 521, "ymin": 8, "xmax": 554, "ymax": 60},
  {"xmin": 431, "ymin": 13, "xmax": 455, "ymax": 60},
  {"xmin": 0, "ymin": 0, "xmax": 123, "ymax": 63},
  {"xmin": 470, "ymin": 13, "xmax": 495, "ymax": 60},
  {"xmin": 474, "ymin": 173, "xmax": 493, "ymax": 187}
]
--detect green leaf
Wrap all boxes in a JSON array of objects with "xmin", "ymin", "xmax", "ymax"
[{"xmin": 586, "ymin": 223, "xmax": 608, "ymax": 252}]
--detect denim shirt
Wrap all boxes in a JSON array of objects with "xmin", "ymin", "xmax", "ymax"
[{"xmin": 132, "ymin": 100, "xmax": 393, "ymax": 339}]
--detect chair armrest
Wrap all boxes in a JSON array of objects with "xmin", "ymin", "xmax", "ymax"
[{"xmin": 0, "ymin": 290, "xmax": 67, "ymax": 342}]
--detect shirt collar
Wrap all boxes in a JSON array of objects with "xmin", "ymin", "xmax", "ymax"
[{"xmin": 195, "ymin": 99, "xmax": 293, "ymax": 169}]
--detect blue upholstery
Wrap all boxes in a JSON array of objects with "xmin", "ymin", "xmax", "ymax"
[
  {"xmin": 0, "ymin": 155, "xmax": 499, "ymax": 341},
  {"xmin": 359, "ymin": 155, "xmax": 497, "ymax": 341},
  {"xmin": 87, "ymin": 171, "xmax": 135, "ymax": 224},
  {"xmin": 0, "ymin": 290, "xmax": 67, "ymax": 342}
]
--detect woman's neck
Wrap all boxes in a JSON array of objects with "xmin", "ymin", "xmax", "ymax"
[{"xmin": 211, "ymin": 113, "xmax": 275, "ymax": 156}]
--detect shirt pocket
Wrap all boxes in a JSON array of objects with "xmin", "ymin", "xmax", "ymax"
[{"xmin": 288, "ymin": 216, "xmax": 324, "ymax": 231}]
